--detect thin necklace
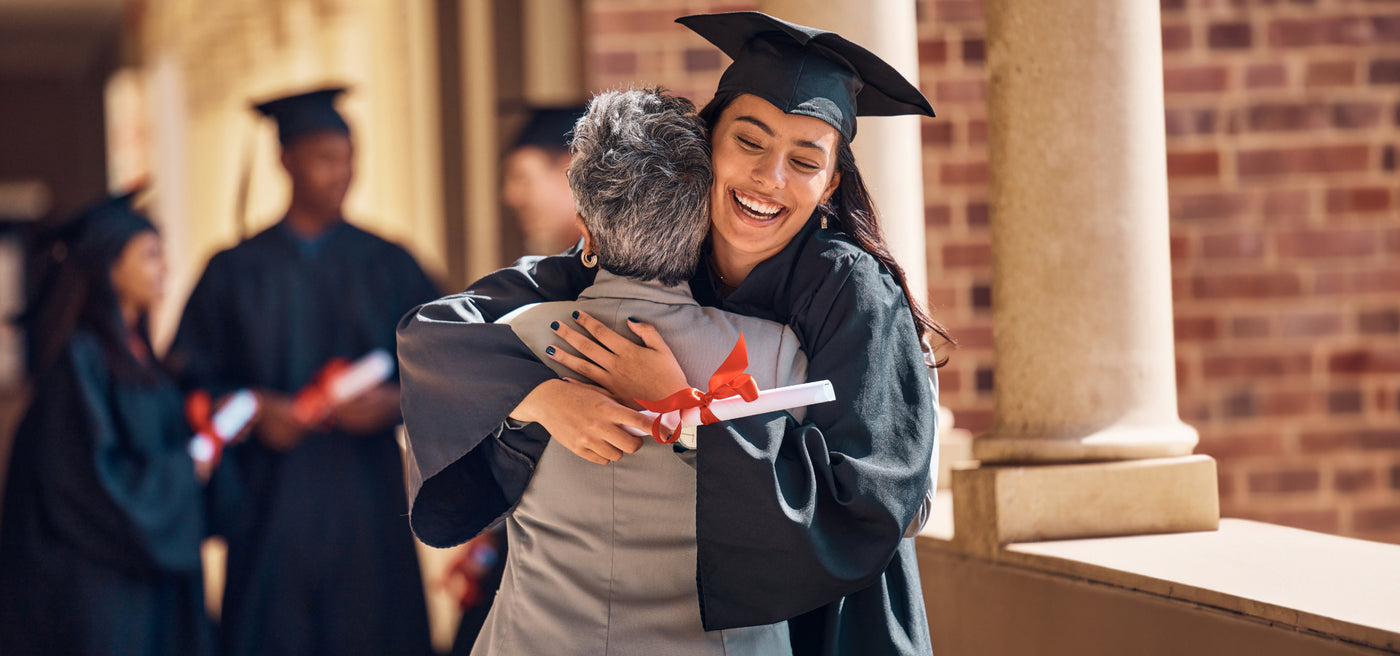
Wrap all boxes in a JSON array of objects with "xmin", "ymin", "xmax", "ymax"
[{"xmin": 710, "ymin": 255, "xmax": 737, "ymax": 296}]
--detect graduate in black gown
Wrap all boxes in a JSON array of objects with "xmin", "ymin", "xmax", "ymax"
[
  {"xmin": 398, "ymin": 12, "xmax": 948, "ymax": 656},
  {"xmin": 166, "ymin": 88, "xmax": 438, "ymax": 656},
  {"xmin": 0, "ymin": 192, "xmax": 213, "ymax": 656}
]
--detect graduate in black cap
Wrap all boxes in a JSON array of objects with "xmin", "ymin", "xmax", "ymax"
[
  {"xmin": 502, "ymin": 106, "xmax": 588, "ymax": 255},
  {"xmin": 397, "ymin": 12, "xmax": 948, "ymax": 656},
  {"xmin": 0, "ymin": 192, "xmax": 214, "ymax": 656},
  {"xmin": 166, "ymin": 87, "xmax": 438, "ymax": 656}
]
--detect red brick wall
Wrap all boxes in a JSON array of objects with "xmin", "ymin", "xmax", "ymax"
[{"xmin": 583, "ymin": 0, "xmax": 1400, "ymax": 544}]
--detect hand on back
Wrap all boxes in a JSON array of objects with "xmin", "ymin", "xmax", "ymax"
[
  {"xmin": 510, "ymin": 379, "xmax": 650, "ymax": 465},
  {"xmin": 544, "ymin": 311, "xmax": 690, "ymax": 407}
]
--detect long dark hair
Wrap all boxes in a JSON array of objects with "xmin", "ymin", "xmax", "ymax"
[
  {"xmin": 21, "ymin": 199, "xmax": 158, "ymax": 381},
  {"xmin": 701, "ymin": 93, "xmax": 955, "ymax": 365}
]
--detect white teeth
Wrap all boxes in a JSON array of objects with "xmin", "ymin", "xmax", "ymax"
[{"xmin": 733, "ymin": 191, "xmax": 783, "ymax": 217}]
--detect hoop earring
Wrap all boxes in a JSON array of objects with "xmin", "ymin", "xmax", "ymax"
[{"xmin": 581, "ymin": 251, "xmax": 598, "ymax": 268}]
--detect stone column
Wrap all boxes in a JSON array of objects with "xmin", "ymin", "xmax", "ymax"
[
  {"xmin": 759, "ymin": 0, "xmax": 927, "ymax": 298},
  {"xmin": 521, "ymin": 0, "xmax": 585, "ymax": 106},
  {"xmin": 461, "ymin": 0, "xmax": 502, "ymax": 282},
  {"xmin": 952, "ymin": 0, "xmax": 1217, "ymax": 552}
]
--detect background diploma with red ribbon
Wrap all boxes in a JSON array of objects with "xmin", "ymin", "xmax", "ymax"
[
  {"xmin": 290, "ymin": 348, "xmax": 396, "ymax": 427},
  {"xmin": 187, "ymin": 389, "xmax": 260, "ymax": 465},
  {"xmin": 631, "ymin": 334, "xmax": 836, "ymax": 450}
]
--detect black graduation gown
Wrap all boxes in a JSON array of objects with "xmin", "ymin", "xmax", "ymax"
[
  {"xmin": 398, "ymin": 217, "xmax": 938, "ymax": 656},
  {"xmin": 0, "ymin": 330, "xmax": 212, "ymax": 656},
  {"xmin": 167, "ymin": 221, "xmax": 438, "ymax": 656}
]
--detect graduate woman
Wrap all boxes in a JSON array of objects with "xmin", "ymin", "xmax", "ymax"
[
  {"xmin": 0, "ymin": 193, "xmax": 213, "ymax": 656},
  {"xmin": 400, "ymin": 12, "xmax": 947, "ymax": 656}
]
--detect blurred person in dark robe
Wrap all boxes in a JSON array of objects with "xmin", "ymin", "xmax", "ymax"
[
  {"xmin": 0, "ymin": 192, "xmax": 214, "ymax": 656},
  {"xmin": 502, "ymin": 107, "xmax": 586, "ymax": 255},
  {"xmin": 166, "ymin": 87, "xmax": 438, "ymax": 656}
]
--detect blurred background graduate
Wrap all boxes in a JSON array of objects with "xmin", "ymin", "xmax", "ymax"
[
  {"xmin": 0, "ymin": 192, "xmax": 213, "ymax": 656},
  {"xmin": 165, "ymin": 87, "xmax": 439, "ymax": 656},
  {"xmin": 501, "ymin": 106, "xmax": 586, "ymax": 256}
]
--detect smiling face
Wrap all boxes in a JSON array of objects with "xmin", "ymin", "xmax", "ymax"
[{"xmin": 708, "ymin": 94, "xmax": 842, "ymax": 277}]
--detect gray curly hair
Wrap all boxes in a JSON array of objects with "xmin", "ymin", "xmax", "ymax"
[{"xmin": 567, "ymin": 87, "xmax": 711, "ymax": 286}]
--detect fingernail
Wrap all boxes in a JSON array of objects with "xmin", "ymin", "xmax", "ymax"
[
  {"xmin": 545, "ymin": 346, "xmax": 556, "ymax": 356},
  {"xmin": 572, "ymin": 310, "xmax": 580, "ymax": 319},
  {"xmin": 550, "ymin": 321, "xmax": 560, "ymax": 330},
  {"xmin": 628, "ymin": 316, "xmax": 640, "ymax": 323}
]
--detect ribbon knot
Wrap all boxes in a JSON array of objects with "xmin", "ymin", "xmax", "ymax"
[
  {"xmin": 635, "ymin": 334, "xmax": 759, "ymax": 444},
  {"xmin": 291, "ymin": 358, "xmax": 351, "ymax": 427},
  {"xmin": 186, "ymin": 390, "xmax": 224, "ymax": 464}
]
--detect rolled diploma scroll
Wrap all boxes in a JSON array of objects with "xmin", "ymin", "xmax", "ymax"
[
  {"xmin": 188, "ymin": 390, "xmax": 260, "ymax": 463},
  {"xmin": 328, "ymin": 349, "xmax": 397, "ymax": 403},
  {"xmin": 626, "ymin": 380, "xmax": 836, "ymax": 449}
]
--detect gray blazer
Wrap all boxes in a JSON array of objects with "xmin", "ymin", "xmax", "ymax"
[{"xmin": 475, "ymin": 270, "xmax": 806, "ymax": 656}]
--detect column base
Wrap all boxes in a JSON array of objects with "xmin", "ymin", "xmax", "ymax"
[
  {"xmin": 951, "ymin": 455, "xmax": 1219, "ymax": 555},
  {"xmin": 973, "ymin": 421, "xmax": 1201, "ymax": 464}
]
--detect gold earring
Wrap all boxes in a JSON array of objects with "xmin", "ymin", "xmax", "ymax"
[{"xmin": 581, "ymin": 251, "xmax": 598, "ymax": 268}]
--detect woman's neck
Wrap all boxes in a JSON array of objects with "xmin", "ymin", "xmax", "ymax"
[
  {"xmin": 709, "ymin": 249, "xmax": 762, "ymax": 291},
  {"xmin": 120, "ymin": 301, "xmax": 140, "ymax": 333},
  {"xmin": 119, "ymin": 303, "xmax": 151, "ymax": 364}
]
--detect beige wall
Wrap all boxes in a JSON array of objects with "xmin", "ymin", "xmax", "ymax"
[{"xmin": 139, "ymin": 0, "xmax": 446, "ymax": 349}]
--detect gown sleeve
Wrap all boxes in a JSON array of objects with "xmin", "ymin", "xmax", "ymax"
[
  {"xmin": 40, "ymin": 335, "xmax": 205, "ymax": 575},
  {"xmin": 693, "ymin": 248, "xmax": 939, "ymax": 632},
  {"xmin": 397, "ymin": 250, "xmax": 594, "ymax": 547}
]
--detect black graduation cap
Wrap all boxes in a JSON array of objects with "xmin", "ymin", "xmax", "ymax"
[
  {"xmin": 63, "ymin": 188, "xmax": 156, "ymax": 262},
  {"xmin": 677, "ymin": 11, "xmax": 935, "ymax": 141},
  {"xmin": 252, "ymin": 87, "xmax": 351, "ymax": 146},
  {"xmin": 510, "ymin": 106, "xmax": 587, "ymax": 153}
]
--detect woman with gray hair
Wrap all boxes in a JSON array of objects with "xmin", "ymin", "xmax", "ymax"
[{"xmin": 449, "ymin": 87, "xmax": 803, "ymax": 654}]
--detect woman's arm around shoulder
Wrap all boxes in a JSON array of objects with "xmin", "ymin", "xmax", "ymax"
[{"xmin": 396, "ymin": 250, "xmax": 596, "ymax": 545}]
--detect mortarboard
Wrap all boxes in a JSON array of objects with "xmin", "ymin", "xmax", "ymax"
[
  {"xmin": 252, "ymin": 87, "xmax": 351, "ymax": 147},
  {"xmin": 62, "ymin": 189, "xmax": 156, "ymax": 262},
  {"xmin": 677, "ymin": 11, "xmax": 935, "ymax": 141},
  {"xmin": 511, "ymin": 106, "xmax": 588, "ymax": 153}
]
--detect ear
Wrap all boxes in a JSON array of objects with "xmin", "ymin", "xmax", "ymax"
[
  {"xmin": 821, "ymin": 169, "xmax": 842, "ymax": 205},
  {"xmin": 575, "ymin": 213, "xmax": 595, "ymax": 253}
]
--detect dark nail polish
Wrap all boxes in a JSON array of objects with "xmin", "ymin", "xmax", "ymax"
[
  {"xmin": 545, "ymin": 346, "xmax": 556, "ymax": 356},
  {"xmin": 628, "ymin": 316, "xmax": 640, "ymax": 323},
  {"xmin": 550, "ymin": 321, "xmax": 560, "ymax": 330},
  {"xmin": 572, "ymin": 310, "xmax": 580, "ymax": 319}
]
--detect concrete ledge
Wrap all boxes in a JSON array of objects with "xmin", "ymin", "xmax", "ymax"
[
  {"xmin": 1001, "ymin": 520, "xmax": 1400, "ymax": 653},
  {"xmin": 918, "ymin": 507, "xmax": 1400, "ymax": 653},
  {"xmin": 951, "ymin": 454, "xmax": 1220, "ymax": 553}
]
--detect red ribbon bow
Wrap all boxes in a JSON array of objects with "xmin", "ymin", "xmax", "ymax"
[
  {"xmin": 635, "ymin": 334, "xmax": 760, "ymax": 444},
  {"xmin": 291, "ymin": 358, "xmax": 351, "ymax": 428},
  {"xmin": 186, "ymin": 390, "xmax": 225, "ymax": 465}
]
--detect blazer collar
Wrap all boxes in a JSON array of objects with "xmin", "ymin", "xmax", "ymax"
[{"xmin": 579, "ymin": 269, "xmax": 699, "ymax": 307}]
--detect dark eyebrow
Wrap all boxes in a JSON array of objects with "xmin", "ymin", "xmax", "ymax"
[
  {"xmin": 734, "ymin": 115, "xmax": 774, "ymax": 136},
  {"xmin": 734, "ymin": 115, "xmax": 828, "ymax": 155}
]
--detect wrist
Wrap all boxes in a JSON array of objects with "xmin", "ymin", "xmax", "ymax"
[{"xmin": 510, "ymin": 379, "xmax": 565, "ymax": 424}]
